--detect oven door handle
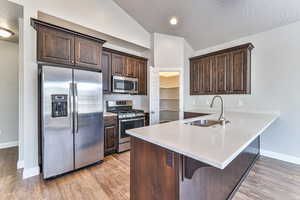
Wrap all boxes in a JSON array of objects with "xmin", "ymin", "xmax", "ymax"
[{"xmin": 120, "ymin": 117, "xmax": 145, "ymax": 122}]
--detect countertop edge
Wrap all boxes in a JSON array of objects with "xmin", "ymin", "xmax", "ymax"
[{"xmin": 127, "ymin": 112, "xmax": 280, "ymax": 169}]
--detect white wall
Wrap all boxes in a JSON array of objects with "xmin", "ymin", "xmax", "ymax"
[
  {"xmin": 185, "ymin": 20, "xmax": 300, "ymax": 160},
  {"xmin": 183, "ymin": 40, "xmax": 194, "ymax": 104},
  {"xmin": 11, "ymin": 0, "xmax": 150, "ymax": 49},
  {"xmin": 9, "ymin": 0, "xmax": 151, "ymax": 178},
  {"xmin": 153, "ymin": 33, "xmax": 185, "ymax": 68},
  {"xmin": 0, "ymin": 40, "xmax": 19, "ymax": 147},
  {"xmin": 152, "ymin": 33, "xmax": 194, "ymax": 120},
  {"xmin": 18, "ymin": 18, "xmax": 24, "ymax": 168}
]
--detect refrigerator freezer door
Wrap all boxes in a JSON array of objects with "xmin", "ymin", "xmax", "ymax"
[
  {"xmin": 74, "ymin": 69, "xmax": 103, "ymax": 169},
  {"xmin": 42, "ymin": 66, "xmax": 74, "ymax": 179}
]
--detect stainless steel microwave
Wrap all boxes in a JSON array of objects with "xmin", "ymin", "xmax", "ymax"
[{"xmin": 112, "ymin": 76, "xmax": 138, "ymax": 94}]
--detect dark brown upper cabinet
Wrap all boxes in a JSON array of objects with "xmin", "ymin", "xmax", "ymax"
[
  {"xmin": 112, "ymin": 53, "xmax": 125, "ymax": 76},
  {"xmin": 75, "ymin": 37, "xmax": 102, "ymax": 70},
  {"xmin": 102, "ymin": 51, "xmax": 112, "ymax": 93},
  {"xmin": 103, "ymin": 47, "xmax": 148, "ymax": 95},
  {"xmin": 189, "ymin": 43, "xmax": 254, "ymax": 95},
  {"xmin": 32, "ymin": 18, "xmax": 105, "ymax": 71},
  {"xmin": 200, "ymin": 57, "xmax": 214, "ymax": 94},
  {"xmin": 37, "ymin": 26, "xmax": 75, "ymax": 66},
  {"xmin": 137, "ymin": 60, "xmax": 147, "ymax": 95},
  {"xmin": 230, "ymin": 49, "xmax": 251, "ymax": 94},
  {"xmin": 190, "ymin": 60, "xmax": 200, "ymax": 95},
  {"xmin": 215, "ymin": 53, "xmax": 231, "ymax": 94},
  {"xmin": 125, "ymin": 57, "xmax": 136, "ymax": 77}
]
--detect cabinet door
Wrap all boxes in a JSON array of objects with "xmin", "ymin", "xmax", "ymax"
[
  {"xmin": 37, "ymin": 26, "xmax": 75, "ymax": 65},
  {"xmin": 131, "ymin": 137, "xmax": 179, "ymax": 200},
  {"xmin": 230, "ymin": 49, "xmax": 249, "ymax": 93},
  {"xmin": 190, "ymin": 60, "xmax": 200, "ymax": 95},
  {"xmin": 75, "ymin": 37, "xmax": 102, "ymax": 70},
  {"xmin": 104, "ymin": 126, "xmax": 117, "ymax": 153},
  {"xmin": 125, "ymin": 57, "xmax": 135, "ymax": 77},
  {"xmin": 200, "ymin": 57, "xmax": 214, "ymax": 94},
  {"xmin": 102, "ymin": 51, "xmax": 112, "ymax": 93},
  {"xmin": 138, "ymin": 60, "xmax": 147, "ymax": 95},
  {"xmin": 215, "ymin": 53, "xmax": 230, "ymax": 94},
  {"xmin": 112, "ymin": 54, "xmax": 125, "ymax": 76},
  {"xmin": 133, "ymin": 58, "xmax": 140, "ymax": 78}
]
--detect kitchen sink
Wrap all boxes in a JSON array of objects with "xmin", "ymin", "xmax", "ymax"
[{"xmin": 185, "ymin": 119, "xmax": 229, "ymax": 127}]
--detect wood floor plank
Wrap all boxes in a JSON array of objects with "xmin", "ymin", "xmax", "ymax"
[{"xmin": 1, "ymin": 147, "xmax": 300, "ymax": 200}]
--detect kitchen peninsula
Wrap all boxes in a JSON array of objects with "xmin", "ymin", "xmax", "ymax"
[{"xmin": 127, "ymin": 111, "xmax": 279, "ymax": 200}]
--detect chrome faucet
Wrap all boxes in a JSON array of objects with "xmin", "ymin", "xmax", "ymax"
[{"xmin": 210, "ymin": 96, "xmax": 226, "ymax": 125}]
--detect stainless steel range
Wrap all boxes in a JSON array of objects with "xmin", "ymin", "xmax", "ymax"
[{"xmin": 106, "ymin": 100, "xmax": 145, "ymax": 152}]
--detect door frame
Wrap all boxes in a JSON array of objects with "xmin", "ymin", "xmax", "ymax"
[{"xmin": 158, "ymin": 68, "xmax": 184, "ymax": 120}]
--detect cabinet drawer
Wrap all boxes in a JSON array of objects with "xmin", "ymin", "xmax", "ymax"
[{"xmin": 104, "ymin": 116, "xmax": 117, "ymax": 126}]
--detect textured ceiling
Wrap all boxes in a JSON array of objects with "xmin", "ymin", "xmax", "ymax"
[
  {"xmin": 0, "ymin": 0, "xmax": 23, "ymax": 43},
  {"xmin": 113, "ymin": 0, "xmax": 300, "ymax": 50}
]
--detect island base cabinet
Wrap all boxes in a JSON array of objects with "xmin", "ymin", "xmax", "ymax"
[
  {"xmin": 130, "ymin": 137, "xmax": 180, "ymax": 200},
  {"xmin": 130, "ymin": 137, "xmax": 260, "ymax": 200},
  {"xmin": 180, "ymin": 137, "xmax": 260, "ymax": 200}
]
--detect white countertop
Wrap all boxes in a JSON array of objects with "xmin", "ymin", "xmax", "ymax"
[{"xmin": 126, "ymin": 111, "xmax": 279, "ymax": 169}]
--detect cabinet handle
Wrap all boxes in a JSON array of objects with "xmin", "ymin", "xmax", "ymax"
[
  {"xmin": 182, "ymin": 155, "xmax": 185, "ymax": 181},
  {"xmin": 166, "ymin": 150, "xmax": 174, "ymax": 168}
]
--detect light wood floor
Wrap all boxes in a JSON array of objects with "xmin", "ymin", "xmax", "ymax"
[{"xmin": 1, "ymin": 147, "xmax": 300, "ymax": 200}]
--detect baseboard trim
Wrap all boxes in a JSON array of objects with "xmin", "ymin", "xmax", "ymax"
[
  {"xmin": 261, "ymin": 149, "xmax": 300, "ymax": 165},
  {"xmin": 23, "ymin": 166, "xmax": 40, "ymax": 179},
  {"xmin": 0, "ymin": 141, "xmax": 18, "ymax": 149},
  {"xmin": 17, "ymin": 160, "xmax": 24, "ymax": 169}
]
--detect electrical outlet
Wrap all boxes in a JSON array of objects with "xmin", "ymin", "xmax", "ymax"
[
  {"xmin": 206, "ymin": 99, "xmax": 211, "ymax": 105},
  {"xmin": 238, "ymin": 99, "xmax": 244, "ymax": 107}
]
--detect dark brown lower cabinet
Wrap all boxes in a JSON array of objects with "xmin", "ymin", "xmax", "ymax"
[
  {"xmin": 130, "ymin": 137, "xmax": 179, "ymax": 200},
  {"xmin": 144, "ymin": 112, "xmax": 150, "ymax": 126},
  {"xmin": 130, "ymin": 136, "xmax": 260, "ymax": 200},
  {"xmin": 104, "ymin": 115, "xmax": 118, "ymax": 155},
  {"xmin": 184, "ymin": 112, "xmax": 208, "ymax": 119}
]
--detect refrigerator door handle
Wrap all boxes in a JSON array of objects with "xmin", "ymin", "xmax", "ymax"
[
  {"xmin": 69, "ymin": 82, "xmax": 74, "ymax": 132},
  {"xmin": 74, "ymin": 83, "xmax": 79, "ymax": 134}
]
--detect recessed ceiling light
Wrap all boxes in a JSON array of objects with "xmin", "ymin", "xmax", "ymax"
[
  {"xmin": 0, "ymin": 28, "xmax": 14, "ymax": 38},
  {"xmin": 170, "ymin": 17, "xmax": 178, "ymax": 25}
]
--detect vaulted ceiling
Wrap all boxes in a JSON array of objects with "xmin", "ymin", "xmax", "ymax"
[{"xmin": 113, "ymin": 0, "xmax": 300, "ymax": 50}]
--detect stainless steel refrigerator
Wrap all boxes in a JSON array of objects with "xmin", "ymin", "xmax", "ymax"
[{"xmin": 40, "ymin": 65, "xmax": 103, "ymax": 179}]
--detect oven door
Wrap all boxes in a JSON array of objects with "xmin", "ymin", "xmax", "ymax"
[
  {"xmin": 119, "ymin": 117, "xmax": 145, "ymax": 143},
  {"xmin": 113, "ymin": 76, "xmax": 138, "ymax": 94}
]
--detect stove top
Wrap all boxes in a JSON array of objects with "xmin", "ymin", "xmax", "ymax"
[{"xmin": 106, "ymin": 100, "xmax": 145, "ymax": 119}]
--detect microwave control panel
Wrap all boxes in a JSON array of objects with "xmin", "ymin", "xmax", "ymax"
[{"xmin": 51, "ymin": 94, "xmax": 68, "ymax": 118}]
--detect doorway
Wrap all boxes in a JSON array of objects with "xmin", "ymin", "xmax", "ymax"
[{"xmin": 159, "ymin": 72, "xmax": 180, "ymax": 123}]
